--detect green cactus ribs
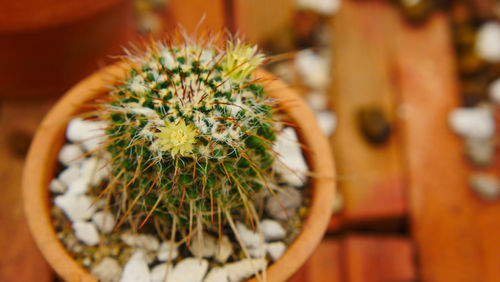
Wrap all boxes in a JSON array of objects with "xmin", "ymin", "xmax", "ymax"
[{"xmin": 94, "ymin": 34, "xmax": 282, "ymax": 234}]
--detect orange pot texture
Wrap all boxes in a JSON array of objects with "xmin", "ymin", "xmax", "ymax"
[
  {"xmin": 22, "ymin": 64, "xmax": 336, "ymax": 281},
  {"xmin": 0, "ymin": 0, "xmax": 134, "ymax": 98}
]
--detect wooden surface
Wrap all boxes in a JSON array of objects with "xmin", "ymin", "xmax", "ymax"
[
  {"xmin": 0, "ymin": 99, "xmax": 56, "ymax": 282},
  {"xmin": 343, "ymin": 236, "xmax": 416, "ymax": 282},
  {"xmin": 394, "ymin": 9, "xmax": 500, "ymax": 282},
  {"xmin": 289, "ymin": 235, "xmax": 416, "ymax": 282},
  {"xmin": 329, "ymin": 0, "xmax": 407, "ymax": 231},
  {"xmin": 165, "ymin": 0, "xmax": 227, "ymax": 35},
  {"xmin": 232, "ymin": 0, "xmax": 294, "ymax": 44}
]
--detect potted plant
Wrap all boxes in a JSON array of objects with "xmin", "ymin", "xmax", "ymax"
[{"xmin": 23, "ymin": 34, "xmax": 335, "ymax": 282}]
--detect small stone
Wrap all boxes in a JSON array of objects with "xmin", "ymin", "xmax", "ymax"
[
  {"xmin": 67, "ymin": 177, "xmax": 90, "ymax": 195},
  {"xmin": 247, "ymin": 244, "xmax": 266, "ymax": 258},
  {"xmin": 357, "ymin": 107, "xmax": 391, "ymax": 145},
  {"xmin": 399, "ymin": 0, "xmax": 433, "ymax": 24},
  {"xmin": 295, "ymin": 0, "xmax": 341, "ymax": 16},
  {"xmin": 58, "ymin": 143, "xmax": 84, "ymax": 166},
  {"xmin": 66, "ymin": 118, "xmax": 107, "ymax": 152},
  {"xmin": 91, "ymin": 257, "xmax": 122, "ymax": 282},
  {"xmin": 83, "ymin": 257, "xmax": 92, "ymax": 267},
  {"xmin": 121, "ymin": 233, "xmax": 160, "ymax": 251},
  {"xmin": 235, "ymin": 222, "xmax": 261, "ymax": 249},
  {"xmin": 92, "ymin": 211, "xmax": 116, "ymax": 234},
  {"xmin": 488, "ymin": 78, "xmax": 500, "ymax": 104},
  {"xmin": 476, "ymin": 21, "xmax": 500, "ymax": 62},
  {"xmin": 265, "ymin": 188, "xmax": 303, "ymax": 221},
  {"xmin": 214, "ymin": 235, "xmax": 233, "ymax": 263},
  {"xmin": 331, "ymin": 192, "xmax": 344, "ymax": 214},
  {"xmin": 151, "ymin": 263, "xmax": 173, "ymax": 282},
  {"xmin": 295, "ymin": 49, "xmax": 330, "ymax": 89},
  {"xmin": 49, "ymin": 179, "xmax": 66, "ymax": 194},
  {"xmin": 305, "ymin": 91, "xmax": 328, "ymax": 112},
  {"xmin": 167, "ymin": 258, "xmax": 208, "ymax": 282},
  {"xmin": 267, "ymin": 242, "xmax": 287, "ymax": 262},
  {"xmin": 157, "ymin": 242, "xmax": 179, "ymax": 262},
  {"xmin": 260, "ymin": 220, "xmax": 286, "ymax": 241},
  {"xmin": 204, "ymin": 267, "xmax": 229, "ymax": 282},
  {"xmin": 58, "ymin": 164, "xmax": 82, "ymax": 187},
  {"xmin": 470, "ymin": 173, "xmax": 500, "ymax": 201},
  {"xmin": 465, "ymin": 138, "xmax": 496, "ymax": 167},
  {"xmin": 73, "ymin": 221, "xmax": 99, "ymax": 246},
  {"xmin": 81, "ymin": 157, "xmax": 110, "ymax": 186},
  {"xmin": 224, "ymin": 258, "xmax": 267, "ymax": 282},
  {"xmin": 316, "ymin": 111, "xmax": 337, "ymax": 137},
  {"xmin": 189, "ymin": 232, "xmax": 217, "ymax": 258},
  {"xmin": 449, "ymin": 108, "xmax": 495, "ymax": 140},
  {"xmin": 54, "ymin": 194, "xmax": 96, "ymax": 221},
  {"xmin": 273, "ymin": 128, "xmax": 308, "ymax": 187},
  {"xmin": 120, "ymin": 250, "xmax": 151, "ymax": 282}
]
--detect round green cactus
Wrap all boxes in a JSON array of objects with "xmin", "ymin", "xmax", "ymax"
[{"xmin": 94, "ymin": 36, "xmax": 283, "ymax": 235}]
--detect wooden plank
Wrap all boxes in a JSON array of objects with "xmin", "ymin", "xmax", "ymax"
[
  {"xmin": 329, "ymin": 0, "xmax": 406, "ymax": 230},
  {"xmin": 288, "ymin": 239, "xmax": 342, "ymax": 282},
  {"xmin": 165, "ymin": 0, "xmax": 227, "ymax": 35},
  {"xmin": 0, "ymin": 98, "xmax": 56, "ymax": 282},
  {"xmin": 342, "ymin": 235, "xmax": 416, "ymax": 282},
  {"xmin": 393, "ymin": 9, "xmax": 500, "ymax": 281},
  {"xmin": 231, "ymin": 0, "xmax": 294, "ymax": 44}
]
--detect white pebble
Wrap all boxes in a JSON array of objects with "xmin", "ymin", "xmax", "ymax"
[
  {"xmin": 470, "ymin": 173, "xmax": 500, "ymax": 201},
  {"xmin": 168, "ymin": 258, "xmax": 208, "ymax": 282},
  {"xmin": 224, "ymin": 259, "xmax": 267, "ymax": 282},
  {"xmin": 190, "ymin": 232, "xmax": 217, "ymax": 258},
  {"xmin": 66, "ymin": 118, "xmax": 107, "ymax": 151},
  {"xmin": 157, "ymin": 242, "xmax": 179, "ymax": 261},
  {"xmin": 215, "ymin": 235, "xmax": 233, "ymax": 263},
  {"xmin": 54, "ymin": 194, "xmax": 96, "ymax": 221},
  {"xmin": 91, "ymin": 257, "xmax": 122, "ymax": 282},
  {"xmin": 267, "ymin": 242, "xmax": 287, "ymax": 262},
  {"xmin": 66, "ymin": 177, "xmax": 90, "ymax": 195},
  {"xmin": 81, "ymin": 157, "xmax": 110, "ymax": 186},
  {"xmin": 204, "ymin": 267, "xmax": 229, "ymax": 282},
  {"xmin": 260, "ymin": 220, "xmax": 286, "ymax": 241},
  {"xmin": 305, "ymin": 91, "xmax": 328, "ymax": 112},
  {"xmin": 58, "ymin": 143, "xmax": 84, "ymax": 166},
  {"xmin": 120, "ymin": 250, "xmax": 151, "ymax": 282},
  {"xmin": 476, "ymin": 21, "xmax": 500, "ymax": 62},
  {"xmin": 73, "ymin": 221, "xmax": 99, "ymax": 246},
  {"xmin": 316, "ymin": 111, "xmax": 337, "ymax": 137},
  {"xmin": 265, "ymin": 188, "xmax": 303, "ymax": 221},
  {"xmin": 449, "ymin": 108, "xmax": 495, "ymax": 140},
  {"xmin": 92, "ymin": 211, "xmax": 116, "ymax": 234},
  {"xmin": 235, "ymin": 222, "xmax": 261, "ymax": 249},
  {"xmin": 273, "ymin": 128, "xmax": 308, "ymax": 187},
  {"xmin": 49, "ymin": 179, "xmax": 66, "ymax": 194},
  {"xmin": 58, "ymin": 164, "xmax": 82, "ymax": 187},
  {"xmin": 247, "ymin": 244, "xmax": 266, "ymax": 258},
  {"xmin": 488, "ymin": 78, "xmax": 500, "ymax": 104},
  {"xmin": 151, "ymin": 263, "xmax": 173, "ymax": 282},
  {"xmin": 295, "ymin": 0, "xmax": 341, "ymax": 16},
  {"xmin": 295, "ymin": 49, "xmax": 330, "ymax": 89},
  {"xmin": 121, "ymin": 233, "xmax": 160, "ymax": 251}
]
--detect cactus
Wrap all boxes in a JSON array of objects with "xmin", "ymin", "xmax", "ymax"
[{"xmin": 91, "ymin": 35, "xmax": 286, "ymax": 242}]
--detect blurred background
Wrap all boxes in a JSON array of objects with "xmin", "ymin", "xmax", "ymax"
[{"xmin": 2, "ymin": 0, "xmax": 500, "ymax": 281}]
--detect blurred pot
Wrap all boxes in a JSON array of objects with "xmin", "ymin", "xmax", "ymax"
[{"xmin": 0, "ymin": 0, "xmax": 134, "ymax": 97}]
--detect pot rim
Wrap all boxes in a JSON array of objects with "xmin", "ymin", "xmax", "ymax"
[{"xmin": 22, "ymin": 63, "xmax": 336, "ymax": 282}]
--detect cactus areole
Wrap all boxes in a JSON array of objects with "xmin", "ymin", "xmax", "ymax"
[{"xmin": 96, "ymin": 36, "xmax": 287, "ymax": 233}]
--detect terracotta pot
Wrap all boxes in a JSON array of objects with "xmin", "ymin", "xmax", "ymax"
[
  {"xmin": 22, "ymin": 64, "xmax": 336, "ymax": 281},
  {"xmin": 0, "ymin": 0, "xmax": 134, "ymax": 98}
]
